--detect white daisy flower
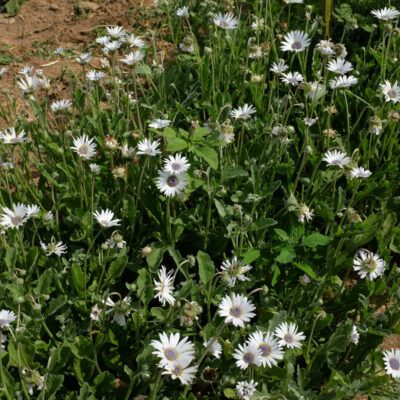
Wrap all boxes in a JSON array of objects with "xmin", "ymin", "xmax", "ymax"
[
  {"xmin": 233, "ymin": 343, "xmax": 262, "ymax": 369},
  {"xmin": 270, "ymin": 60, "xmax": 289, "ymax": 74},
  {"xmin": 26, "ymin": 205, "xmax": 40, "ymax": 217},
  {"xmin": 71, "ymin": 135, "xmax": 97, "ymax": 160},
  {"xmin": 104, "ymin": 296, "xmax": 131, "ymax": 326},
  {"xmin": 203, "ymin": 338, "xmax": 222, "ymax": 358},
  {"xmin": 19, "ymin": 65, "xmax": 34, "ymax": 76},
  {"xmin": 351, "ymin": 325, "xmax": 359, "ymax": 345},
  {"xmin": 218, "ymin": 293, "xmax": 256, "ymax": 328},
  {"xmin": 54, "ymin": 47, "xmax": 64, "ymax": 55},
  {"xmin": 149, "ymin": 119, "xmax": 171, "ymax": 129},
  {"xmin": 106, "ymin": 26, "xmax": 127, "ymax": 39},
  {"xmin": 120, "ymin": 143, "xmax": 135, "ymax": 158},
  {"xmin": 353, "ymin": 250, "xmax": 386, "ymax": 280},
  {"xmin": 380, "ymin": 80, "xmax": 400, "ymax": 103},
  {"xmin": 0, "ymin": 203, "xmax": 29, "ymax": 230},
  {"xmin": 274, "ymin": 322, "xmax": 306, "ymax": 349},
  {"xmin": 151, "ymin": 332, "xmax": 195, "ymax": 368},
  {"xmin": 93, "ymin": 209, "xmax": 121, "ymax": 228},
  {"xmin": 230, "ymin": 104, "xmax": 257, "ymax": 120},
  {"xmin": 213, "ymin": 12, "xmax": 239, "ymax": 30},
  {"xmin": 251, "ymin": 17, "xmax": 264, "ymax": 31},
  {"xmin": 0, "ymin": 128, "xmax": 27, "ymax": 144},
  {"xmin": 90, "ymin": 304, "xmax": 101, "ymax": 321},
  {"xmin": 371, "ymin": 7, "xmax": 400, "ymax": 21},
  {"xmin": 163, "ymin": 154, "xmax": 190, "ymax": 175},
  {"xmin": 280, "ymin": 30, "xmax": 310, "ymax": 53},
  {"xmin": 322, "ymin": 150, "xmax": 350, "ymax": 168},
  {"xmin": 41, "ymin": 241, "xmax": 67, "ymax": 256},
  {"xmin": 17, "ymin": 75, "xmax": 39, "ymax": 94},
  {"xmin": 126, "ymin": 34, "xmax": 146, "ymax": 48},
  {"xmin": 105, "ymin": 233, "xmax": 126, "ymax": 249},
  {"xmin": 248, "ymin": 46, "xmax": 263, "ymax": 59},
  {"xmin": 0, "ymin": 67, "xmax": 7, "ymax": 77},
  {"xmin": 327, "ymin": 59, "xmax": 353, "ymax": 75},
  {"xmin": 43, "ymin": 211, "xmax": 53, "ymax": 222},
  {"xmin": 297, "ymin": 204, "xmax": 314, "ymax": 223},
  {"xmin": 136, "ymin": 139, "xmax": 161, "ymax": 156},
  {"xmin": 283, "ymin": 0, "xmax": 303, "ymax": 3},
  {"xmin": 156, "ymin": 170, "xmax": 188, "ymax": 197},
  {"xmin": 89, "ymin": 163, "xmax": 100, "ymax": 173},
  {"xmin": 280, "ymin": 71, "xmax": 303, "ymax": 86},
  {"xmin": 316, "ymin": 39, "xmax": 335, "ymax": 56},
  {"xmin": 303, "ymin": 117, "xmax": 318, "ymax": 126},
  {"xmin": 236, "ymin": 380, "xmax": 258, "ymax": 400},
  {"xmin": 76, "ymin": 52, "xmax": 92, "ymax": 64},
  {"xmin": 96, "ymin": 36, "xmax": 111, "ymax": 45},
  {"xmin": 119, "ymin": 51, "xmax": 144, "ymax": 65},
  {"xmin": 162, "ymin": 359, "xmax": 198, "ymax": 385},
  {"xmin": 329, "ymin": 75, "xmax": 358, "ymax": 89},
  {"xmin": 220, "ymin": 256, "xmax": 252, "ymax": 287},
  {"xmin": 51, "ymin": 100, "xmax": 72, "ymax": 113},
  {"xmin": 0, "ymin": 310, "xmax": 16, "ymax": 327},
  {"xmin": 248, "ymin": 331, "xmax": 284, "ymax": 367},
  {"xmin": 154, "ymin": 266, "xmax": 175, "ymax": 306},
  {"xmin": 350, "ymin": 167, "xmax": 372, "ymax": 179},
  {"xmin": 383, "ymin": 349, "xmax": 400, "ymax": 378},
  {"xmin": 39, "ymin": 76, "xmax": 51, "ymax": 90},
  {"xmin": 176, "ymin": 6, "xmax": 189, "ymax": 17},
  {"xmin": 86, "ymin": 70, "xmax": 105, "ymax": 81},
  {"xmin": 103, "ymin": 40, "xmax": 122, "ymax": 52}
]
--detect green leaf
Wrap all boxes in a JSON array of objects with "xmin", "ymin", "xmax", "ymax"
[
  {"xmin": 194, "ymin": 146, "xmax": 218, "ymax": 169},
  {"xmin": 271, "ymin": 264, "xmax": 280, "ymax": 287},
  {"xmin": 35, "ymin": 269, "xmax": 53, "ymax": 295},
  {"xmin": 5, "ymin": 247, "xmax": 17, "ymax": 270},
  {"xmin": 166, "ymin": 137, "xmax": 188, "ymax": 152},
  {"xmin": 242, "ymin": 248, "xmax": 260, "ymax": 264},
  {"xmin": 137, "ymin": 268, "xmax": 153, "ymax": 307},
  {"xmin": 250, "ymin": 217, "xmax": 278, "ymax": 231},
  {"xmin": 45, "ymin": 295, "xmax": 68, "ymax": 317},
  {"xmin": 197, "ymin": 251, "xmax": 215, "ymax": 285},
  {"xmin": 275, "ymin": 247, "xmax": 295, "ymax": 264},
  {"xmin": 71, "ymin": 264, "xmax": 85, "ymax": 296},
  {"xmin": 26, "ymin": 247, "xmax": 39, "ymax": 270},
  {"xmin": 221, "ymin": 166, "xmax": 248, "ymax": 181},
  {"xmin": 223, "ymin": 388, "xmax": 238, "ymax": 399},
  {"xmin": 107, "ymin": 255, "xmax": 128, "ymax": 280},
  {"xmin": 294, "ymin": 262, "xmax": 316, "ymax": 279},
  {"xmin": 45, "ymin": 374, "xmax": 64, "ymax": 399},
  {"xmin": 302, "ymin": 232, "xmax": 333, "ymax": 248},
  {"xmin": 5, "ymin": 0, "xmax": 27, "ymax": 16}
]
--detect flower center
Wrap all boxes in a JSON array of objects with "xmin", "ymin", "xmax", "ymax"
[
  {"xmin": 172, "ymin": 365, "xmax": 183, "ymax": 376},
  {"xmin": 243, "ymin": 352, "xmax": 254, "ymax": 364},
  {"xmin": 78, "ymin": 145, "xmax": 89, "ymax": 155},
  {"xmin": 171, "ymin": 163, "xmax": 181, "ymax": 171},
  {"xmin": 11, "ymin": 216, "xmax": 22, "ymax": 225},
  {"xmin": 389, "ymin": 358, "xmax": 400, "ymax": 370},
  {"xmin": 388, "ymin": 90, "xmax": 397, "ymax": 98},
  {"xmin": 164, "ymin": 348, "xmax": 179, "ymax": 361},
  {"xmin": 362, "ymin": 258, "xmax": 377, "ymax": 273},
  {"xmin": 259, "ymin": 344, "xmax": 272, "ymax": 357},
  {"xmin": 284, "ymin": 334, "xmax": 294, "ymax": 343},
  {"xmin": 292, "ymin": 41, "xmax": 302, "ymax": 50},
  {"xmin": 229, "ymin": 306, "xmax": 242, "ymax": 318},
  {"xmin": 167, "ymin": 175, "xmax": 179, "ymax": 187}
]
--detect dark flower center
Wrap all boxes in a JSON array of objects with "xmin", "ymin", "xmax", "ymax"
[
  {"xmin": 389, "ymin": 358, "xmax": 400, "ymax": 370},
  {"xmin": 243, "ymin": 352, "xmax": 254, "ymax": 364},
  {"xmin": 173, "ymin": 365, "xmax": 183, "ymax": 375},
  {"xmin": 284, "ymin": 334, "xmax": 294, "ymax": 343},
  {"xmin": 11, "ymin": 216, "xmax": 22, "ymax": 225},
  {"xmin": 229, "ymin": 306, "xmax": 242, "ymax": 318},
  {"xmin": 167, "ymin": 175, "xmax": 179, "ymax": 187},
  {"xmin": 171, "ymin": 163, "xmax": 181, "ymax": 171},
  {"xmin": 164, "ymin": 348, "xmax": 178, "ymax": 361},
  {"xmin": 388, "ymin": 90, "xmax": 397, "ymax": 98},
  {"xmin": 79, "ymin": 145, "xmax": 88, "ymax": 155},
  {"xmin": 259, "ymin": 344, "xmax": 272, "ymax": 357},
  {"xmin": 292, "ymin": 42, "xmax": 302, "ymax": 50}
]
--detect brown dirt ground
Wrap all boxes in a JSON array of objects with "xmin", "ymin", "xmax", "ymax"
[{"xmin": 0, "ymin": 0, "xmax": 171, "ymax": 121}]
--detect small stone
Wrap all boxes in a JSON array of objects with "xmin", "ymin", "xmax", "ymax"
[
  {"xmin": 78, "ymin": 2, "xmax": 100, "ymax": 12},
  {"xmin": 0, "ymin": 17, "xmax": 15, "ymax": 25},
  {"xmin": 49, "ymin": 4, "xmax": 59, "ymax": 10}
]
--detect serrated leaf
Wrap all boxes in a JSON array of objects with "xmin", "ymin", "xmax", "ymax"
[{"xmin": 166, "ymin": 137, "xmax": 188, "ymax": 152}]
